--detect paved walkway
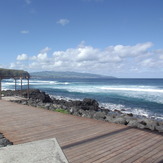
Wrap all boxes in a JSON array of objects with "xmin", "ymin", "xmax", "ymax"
[
  {"xmin": 0, "ymin": 138, "xmax": 68, "ymax": 163},
  {"xmin": 0, "ymin": 100, "xmax": 163, "ymax": 163}
]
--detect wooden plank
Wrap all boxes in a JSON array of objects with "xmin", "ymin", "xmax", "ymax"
[
  {"xmin": 0, "ymin": 100, "xmax": 163, "ymax": 163},
  {"xmin": 143, "ymin": 146, "xmax": 163, "ymax": 163},
  {"xmin": 0, "ymin": 78, "xmax": 1, "ymax": 100},
  {"xmin": 75, "ymin": 131, "xmax": 157, "ymax": 163},
  {"xmin": 100, "ymin": 135, "xmax": 163, "ymax": 163},
  {"xmin": 66, "ymin": 130, "xmax": 148, "ymax": 163},
  {"xmin": 64, "ymin": 128, "xmax": 136, "ymax": 156},
  {"xmin": 124, "ymin": 141, "xmax": 163, "ymax": 163},
  {"xmin": 153, "ymin": 156, "xmax": 163, "ymax": 163},
  {"xmin": 133, "ymin": 141, "xmax": 163, "ymax": 163}
]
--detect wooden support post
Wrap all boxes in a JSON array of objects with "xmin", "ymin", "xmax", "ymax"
[{"xmin": 0, "ymin": 78, "xmax": 1, "ymax": 100}]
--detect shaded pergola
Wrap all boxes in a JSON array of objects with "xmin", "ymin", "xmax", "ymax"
[{"xmin": 0, "ymin": 68, "xmax": 30, "ymax": 100}]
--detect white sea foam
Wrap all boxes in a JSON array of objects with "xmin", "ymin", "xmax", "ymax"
[
  {"xmin": 50, "ymin": 95, "xmax": 81, "ymax": 102},
  {"xmin": 61, "ymin": 84, "xmax": 163, "ymax": 94},
  {"xmin": 100, "ymin": 102, "xmax": 162, "ymax": 120},
  {"xmin": 2, "ymin": 79, "xmax": 70, "ymax": 86},
  {"xmin": 3, "ymin": 80, "xmax": 163, "ymax": 103},
  {"xmin": 29, "ymin": 80, "xmax": 70, "ymax": 85},
  {"xmin": 100, "ymin": 86, "xmax": 163, "ymax": 93},
  {"xmin": 62, "ymin": 85, "xmax": 163, "ymax": 103},
  {"xmin": 2, "ymin": 78, "xmax": 163, "ymax": 120},
  {"xmin": 122, "ymin": 91, "xmax": 163, "ymax": 104},
  {"xmin": 66, "ymin": 86, "xmax": 99, "ymax": 93}
]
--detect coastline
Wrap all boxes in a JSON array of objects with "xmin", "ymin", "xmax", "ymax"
[
  {"xmin": 2, "ymin": 89, "xmax": 163, "ymax": 133},
  {"xmin": 2, "ymin": 78, "xmax": 163, "ymax": 120}
]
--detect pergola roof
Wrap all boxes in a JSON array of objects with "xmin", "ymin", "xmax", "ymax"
[
  {"xmin": 0, "ymin": 68, "xmax": 30, "ymax": 100},
  {"xmin": 0, "ymin": 68, "xmax": 30, "ymax": 79}
]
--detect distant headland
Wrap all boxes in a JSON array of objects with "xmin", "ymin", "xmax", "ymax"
[{"xmin": 30, "ymin": 71, "xmax": 116, "ymax": 79}]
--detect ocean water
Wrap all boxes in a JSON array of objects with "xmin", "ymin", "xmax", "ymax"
[{"xmin": 2, "ymin": 78, "xmax": 163, "ymax": 120}]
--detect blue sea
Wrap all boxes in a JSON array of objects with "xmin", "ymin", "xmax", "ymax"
[{"xmin": 2, "ymin": 78, "xmax": 163, "ymax": 120}]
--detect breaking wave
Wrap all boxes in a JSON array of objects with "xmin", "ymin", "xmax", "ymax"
[{"xmin": 2, "ymin": 78, "xmax": 163, "ymax": 120}]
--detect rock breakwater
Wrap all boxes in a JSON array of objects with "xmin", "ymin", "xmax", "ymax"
[{"xmin": 3, "ymin": 89, "xmax": 163, "ymax": 133}]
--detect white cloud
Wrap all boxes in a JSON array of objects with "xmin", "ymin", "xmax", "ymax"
[
  {"xmin": 109, "ymin": 42, "xmax": 153, "ymax": 57},
  {"xmin": 9, "ymin": 62, "xmax": 27, "ymax": 70},
  {"xmin": 40, "ymin": 47, "xmax": 51, "ymax": 53},
  {"xmin": 140, "ymin": 58, "xmax": 154, "ymax": 67},
  {"xmin": 53, "ymin": 45, "xmax": 99, "ymax": 63},
  {"xmin": 20, "ymin": 30, "xmax": 29, "ymax": 34},
  {"xmin": 153, "ymin": 49, "xmax": 163, "ymax": 60},
  {"xmin": 11, "ymin": 42, "xmax": 163, "ymax": 77},
  {"xmin": 57, "ymin": 19, "xmax": 70, "ymax": 26},
  {"xmin": 37, "ymin": 53, "xmax": 47, "ymax": 60},
  {"xmin": 29, "ymin": 47, "xmax": 51, "ymax": 71},
  {"xmin": 160, "ymin": 55, "xmax": 163, "ymax": 60},
  {"xmin": 31, "ymin": 53, "xmax": 48, "ymax": 62},
  {"xmin": 9, "ymin": 63, "xmax": 16, "ymax": 69},
  {"xmin": 31, "ymin": 47, "xmax": 50, "ymax": 61},
  {"xmin": 50, "ymin": 42, "xmax": 154, "ymax": 72},
  {"xmin": 17, "ymin": 54, "xmax": 28, "ymax": 61}
]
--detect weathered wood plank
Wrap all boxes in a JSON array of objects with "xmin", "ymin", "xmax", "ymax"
[
  {"xmin": 77, "ymin": 132, "xmax": 156, "ymax": 163},
  {"xmin": 64, "ymin": 128, "xmax": 135, "ymax": 156},
  {"xmin": 100, "ymin": 135, "xmax": 162, "ymax": 163},
  {"xmin": 124, "ymin": 141, "xmax": 163, "ymax": 163},
  {"xmin": 0, "ymin": 100, "xmax": 163, "ymax": 163},
  {"xmin": 67, "ymin": 133, "xmax": 146, "ymax": 162},
  {"xmin": 143, "ymin": 147, "xmax": 163, "ymax": 163}
]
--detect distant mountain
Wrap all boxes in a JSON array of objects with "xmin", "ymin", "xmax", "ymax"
[{"xmin": 30, "ymin": 71, "xmax": 116, "ymax": 79}]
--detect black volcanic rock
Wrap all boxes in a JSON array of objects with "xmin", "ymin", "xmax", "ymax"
[
  {"xmin": 81, "ymin": 98, "xmax": 99, "ymax": 111},
  {"xmin": 28, "ymin": 89, "xmax": 52, "ymax": 103},
  {"xmin": 0, "ymin": 133, "xmax": 13, "ymax": 147},
  {"xmin": 4, "ymin": 89, "xmax": 163, "ymax": 133}
]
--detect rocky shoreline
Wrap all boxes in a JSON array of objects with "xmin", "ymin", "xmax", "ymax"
[
  {"xmin": 2, "ymin": 89, "xmax": 163, "ymax": 133},
  {"xmin": 0, "ymin": 133, "xmax": 13, "ymax": 148}
]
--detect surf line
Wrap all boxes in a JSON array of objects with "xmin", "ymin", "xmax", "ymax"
[{"xmin": 100, "ymin": 87, "xmax": 163, "ymax": 93}]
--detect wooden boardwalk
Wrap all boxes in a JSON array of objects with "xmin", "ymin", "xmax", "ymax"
[{"xmin": 0, "ymin": 100, "xmax": 163, "ymax": 163}]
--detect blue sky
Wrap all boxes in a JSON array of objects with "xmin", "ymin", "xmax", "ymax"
[{"xmin": 0, "ymin": 0, "xmax": 163, "ymax": 78}]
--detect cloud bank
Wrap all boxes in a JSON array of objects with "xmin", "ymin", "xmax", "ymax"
[
  {"xmin": 17, "ymin": 54, "xmax": 28, "ymax": 61},
  {"xmin": 9, "ymin": 42, "xmax": 163, "ymax": 77}
]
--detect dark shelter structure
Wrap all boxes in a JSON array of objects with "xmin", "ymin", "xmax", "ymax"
[{"xmin": 0, "ymin": 68, "xmax": 30, "ymax": 100}]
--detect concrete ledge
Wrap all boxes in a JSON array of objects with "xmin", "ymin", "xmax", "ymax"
[
  {"xmin": 2, "ymin": 96, "xmax": 27, "ymax": 101},
  {"xmin": 0, "ymin": 138, "xmax": 68, "ymax": 163}
]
